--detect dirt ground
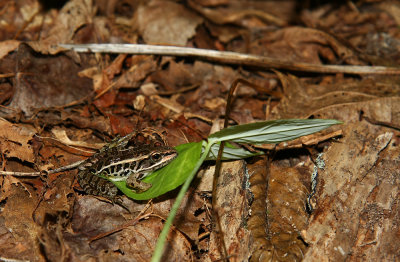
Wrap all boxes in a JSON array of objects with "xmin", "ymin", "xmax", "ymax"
[{"xmin": 0, "ymin": 0, "xmax": 399, "ymax": 261}]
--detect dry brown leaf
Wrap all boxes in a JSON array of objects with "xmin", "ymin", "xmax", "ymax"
[
  {"xmin": 29, "ymin": 0, "xmax": 96, "ymax": 54},
  {"xmin": 379, "ymin": 1, "xmax": 400, "ymax": 26},
  {"xmin": 271, "ymin": 72, "xmax": 400, "ymax": 122},
  {"xmin": 56, "ymin": 186, "xmax": 207, "ymax": 260},
  {"xmin": 208, "ymin": 160, "xmax": 251, "ymax": 262},
  {"xmin": 188, "ymin": 0, "xmax": 287, "ymax": 27},
  {"xmin": 8, "ymin": 44, "xmax": 92, "ymax": 116},
  {"xmin": 0, "ymin": 40, "xmax": 20, "ymax": 60},
  {"xmin": 205, "ymin": 21, "xmax": 244, "ymax": 43},
  {"xmin": 149, "ymin": 60, "xmax": 197, "ymax": 91},
  {"xmin": 302, "ymin": 122, "xmax": 399, "ymax": 261},
  {"xmin": 1, "ymin": 175, "xmax": 33, "ymax": 201},
  {"xmin": 111, "ymin": 218, "xmax": 192, "ymax": 261},
  {"xmin": 50, "ymin": 126, "xmax": 105, "ymax": 149},
  {"xmin": 302, "ymin": 3, "xmax": 398, "ymax": 43},
  {"xmin": 114, "ymin": 55, "xmax": 158, "ymax": 89},
  {"xmin": 364, "ymin": 32, "xmax": 400, "ymax": 66},
  {"xmin": 249, "ymin": 27, "xmax": 361, "ymax": 65},
  {"xmin": 135, "ymin": 0, "xmax": 203, "ymax": 45},
  {"xmin": 0, "ymin": 183, "xmax": 42, "ymax": 260},
  {"xmin": 0, "ymin": 118, "xmax": 35, "ymax": 163}
]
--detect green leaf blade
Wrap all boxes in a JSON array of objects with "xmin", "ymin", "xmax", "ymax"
[
  {"xmin": 206, "ymin": 142, "xmax": 262, "ymax": 160},
  {"xmin": 209, "ymin": 119, "xmax": 342, "ymax": 144}
]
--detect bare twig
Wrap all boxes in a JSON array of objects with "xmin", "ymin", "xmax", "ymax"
[
  {"xmin": 0, "ymin": 160, "xmax": 85, "ymax": 177},
  {"xmin": 59, "ymin": 44, "xmax": 400, "ymax": 75}
]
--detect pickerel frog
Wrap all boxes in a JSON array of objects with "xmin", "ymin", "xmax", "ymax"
[{"xmin": 77, "ymin": 129, "xmax": 178, "ymax": 202}]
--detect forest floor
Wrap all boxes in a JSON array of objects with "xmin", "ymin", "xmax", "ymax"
[{"xmin": 0, "ymin": 0, "xmax": 399, "ymax": 261}]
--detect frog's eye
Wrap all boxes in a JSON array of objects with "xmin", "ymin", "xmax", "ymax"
[{"xmin": 151, "ymin": 153, "xmax": 161, "ymax": 162}]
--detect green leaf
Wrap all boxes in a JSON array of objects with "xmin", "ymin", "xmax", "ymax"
[
  {"xmin": 112, "ymin": 142, "xmax": 202, "ymax": 200},
  {"xmin": 208, "ymin": 119, "xmax": 342, "ymax": 144},
  {"xmin": 206, "ymin": 142, "xmax": 262, "ymax": 160},
  {"xmin": 151, "ymin": 140, "xmax": 213, "ymax": 262}
]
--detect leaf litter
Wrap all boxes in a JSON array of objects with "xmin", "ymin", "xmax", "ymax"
[{"xmin": 0, "ymin": 0, "xmax": 399, "ymax": 261}]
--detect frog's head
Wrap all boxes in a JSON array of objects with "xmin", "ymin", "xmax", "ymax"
[{"xmin": 99, "ymin": 145, "xmax": 178, "ymax": 179}]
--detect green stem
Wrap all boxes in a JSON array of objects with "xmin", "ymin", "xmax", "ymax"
[{"xmin": 151, "ymin": 141, "xmax": 214, "ymax": 262}]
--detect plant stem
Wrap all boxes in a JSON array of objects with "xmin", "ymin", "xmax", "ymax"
[{"xmin": 151, "ymin": 141, "xmax": 214, "ymax": 262}]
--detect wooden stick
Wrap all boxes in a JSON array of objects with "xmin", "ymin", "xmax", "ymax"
[
  {"xmin": 0, "ymin": 160, "xmax": 85, "ymax": 177},
  {"xmin": 59, "ymin": 44, "xmax": 400, "ymax": 75}
]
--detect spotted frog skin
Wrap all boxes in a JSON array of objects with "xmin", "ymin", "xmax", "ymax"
[{"xmin": 77, "ymin": 129, "xmax": 178, "ymax": 202}]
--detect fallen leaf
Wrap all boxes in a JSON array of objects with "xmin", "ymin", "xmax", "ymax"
[
  {"xmin": 0, "ymin": 118, "xmax": 35, "ymax": 163},
  {"xmin": 8, "ymin": 44, "xmax": 92, "ymax": 116},
  {"xmin": 135, "ymin": 0, "xmax": 203, "ymax": 45},
  {"xmin": 302, "ymin": 122, "xmax": 399, "ymax": 261}
]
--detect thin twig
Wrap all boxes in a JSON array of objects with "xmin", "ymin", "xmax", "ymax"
[
  {"xmin": 59, "ymin": 44, "xmax": 400, "ymax": 75},
  {"xmin": 0, "ymin": 160, "xmax": 85, "ymax": 177}
]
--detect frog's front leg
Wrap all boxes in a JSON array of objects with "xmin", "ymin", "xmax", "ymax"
[{"xmin": 126, "ymin": 173, "xmax": 152, "ymax": 193}]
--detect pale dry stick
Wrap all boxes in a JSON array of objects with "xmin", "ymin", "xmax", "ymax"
[
  {"xmin": 0, "ymin": 256, "xmax": 29, "ymax": 262},
  {"xmin": 59, "ymin": 44, "xmax": 400, "ymax": 75},
  {"xmin": 0, "ymin": 160, "xmax": 85, "ymax": 177},
  {"xmin": 0, "ymin": 73, "xmax": 15, "ymax": 78}
]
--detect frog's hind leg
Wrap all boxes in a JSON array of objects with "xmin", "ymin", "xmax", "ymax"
[
  {"xmin": 77, "ymin": 171, "xmax": 118, "ymax": 201},
  {"xmin": 77, "ymin": 171, "xmax": 130, "ymax": 211}
]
